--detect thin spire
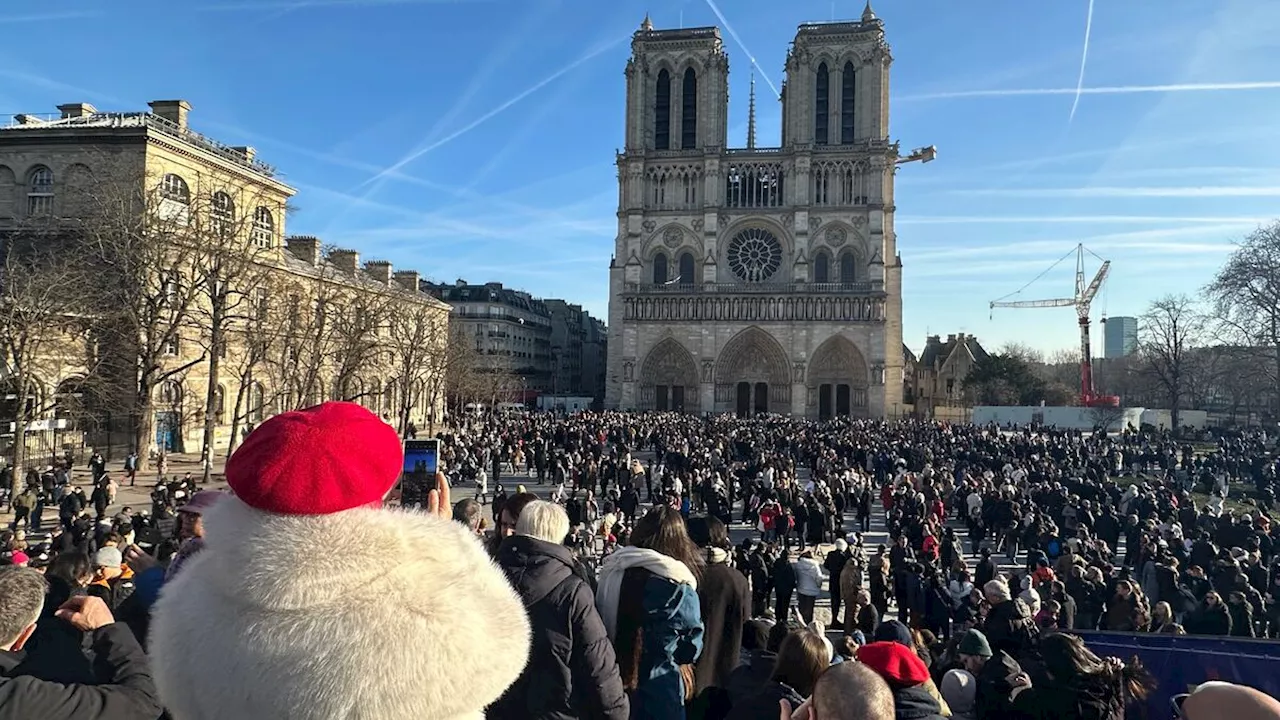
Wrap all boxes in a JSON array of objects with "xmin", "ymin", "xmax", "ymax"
[
  {"xmin": 862, "ymin": 0, "xmax": 877, "ymax": 22},
  {"xmin": 747, "ymin": 71, "xmax": 757, "ymax": 150}
]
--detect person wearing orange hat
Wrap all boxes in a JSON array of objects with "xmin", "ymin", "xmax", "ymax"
[{"xmin": 149, "ymin": 402, "xmax": 531, "ymax": 720}]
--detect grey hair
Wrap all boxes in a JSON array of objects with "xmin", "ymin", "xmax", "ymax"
[
  {"xmin": 984, "ymin": 578, "xmax": 1012, "ymax": 602},
  {"xmin": 516, "ymin": 500, "xmax": 571, "ymax": 544},
  {"xmin": 0, "ymin": 567, "xmax": 47, "ymax": 647}
]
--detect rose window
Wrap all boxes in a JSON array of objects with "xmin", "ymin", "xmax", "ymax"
[{"xmin": 727, "ymin": 228, "xmax": 783, "ymax": 282}]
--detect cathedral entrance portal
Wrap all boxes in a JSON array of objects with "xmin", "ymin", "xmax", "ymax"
[
  {"xmin": 715, "ymin": 327, "xmax": 791, "ymax": 415},
  {"xmin": 639, "ymin": 338, "xmax": 699, "ymax": 413},
  {"xmin": 733, "ymin": 381, "xmax": 771, "ymax": 416},
  {"xmin": 807, "ymin": 335, "xmax": 870, "ymax": 419}
]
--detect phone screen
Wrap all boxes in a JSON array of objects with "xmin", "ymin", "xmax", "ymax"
[{"xmin": 400, "ymin": 439, "xmax": 439, "ymax": 506}]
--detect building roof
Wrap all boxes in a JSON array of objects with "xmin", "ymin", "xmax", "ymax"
[
  {"xmin": 2, "ymin": 110, "xmax": 280, "ymax": 181},
  {"xmin": 919, "ymin": 333, "xmax": 988, "ymax": 370},
  {"xmin": 426, "ymin": 281, "xmax": 550, "ymax": 317},
  {"xmin": 277, "ymin": 249, "xmax": 451, "ymax": 312}
]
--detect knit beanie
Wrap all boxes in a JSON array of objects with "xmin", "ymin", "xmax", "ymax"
[
  {"xmin": 873, "ymin": 618, "xmax": 914, "ymax": 648},
  {"xmin": 957, "ymin": 628, "xmax": 993, "ymax": 658}
]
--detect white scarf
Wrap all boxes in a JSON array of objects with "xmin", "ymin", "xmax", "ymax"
[{"xmin": 596, "ymin": 546, "xmax": 697, "ymax": 640}]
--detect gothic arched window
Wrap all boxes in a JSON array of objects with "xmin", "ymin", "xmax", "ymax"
[
  {"xmin": 814, "ymin": 63, "xmax": 830, "ymax": 145},
  {"xmin": 814, "ymin": 251, "xmax": 830, "ymax": 283},
  {"xmin": 678, "ymin": 251, "xmax": 695, "ymax": 285},
  {"xmin": 655, "ymin": 69, "xmax": 671, "ymax": 150},
  {"xmin": 839, "ymin": 251, "xmax": 857, "ymax": 283},
  {"xmin": 681, "ymin": 68, "xmax": 697, "ymax": 149},
  {"xmin": 841, "ymin": 63, "xmax": 856, "ymax": 144},
  {"xmin": 653, "ymin": 252, "xmax": 669, "ymax": 284}
]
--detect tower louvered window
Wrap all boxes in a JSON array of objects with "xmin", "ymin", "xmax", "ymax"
[
  {"xmin": 655, "ymin": 69, "xmax": 671, "ymax": 150},
  {"xmin": 815, "ymin": 63, "xmax": 829, "ymax": 145}
]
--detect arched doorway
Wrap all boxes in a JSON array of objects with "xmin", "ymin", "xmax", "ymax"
[
  {"xmin": 638, "ymin": 338, "xmax": 700, "ymax": 413},
  {"xmin": 714, "ymin": 327, "xmax": 791, "ymax": 416},
  {"xmin": 807, "ymin": 334, "xmax": 870, "ymax": 419}
]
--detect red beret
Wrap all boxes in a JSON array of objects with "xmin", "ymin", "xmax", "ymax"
[
  {"xmin": 226, "ymin": 402, "xmax": 403, "ymax": 516},
  {"xmin": 856, "ymin": 641, "xmax": 930, "ymax": 687}
]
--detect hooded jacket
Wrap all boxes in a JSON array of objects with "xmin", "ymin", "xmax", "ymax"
[
  {"xmin": 489, "ymin": 535, "xmax": 629, "ymax": 720},
  {"xmin": 149, "ymin": 497, "xmax": 531, "ymax": 720},
  {"xmin": 596, "ymin": 546, "xmax": 703, "ymax": 720}
]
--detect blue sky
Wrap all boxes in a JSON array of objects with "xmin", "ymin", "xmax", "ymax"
[{"xmin": 3, "ymin": 0, "xmax": 1279, "ymax": 356}]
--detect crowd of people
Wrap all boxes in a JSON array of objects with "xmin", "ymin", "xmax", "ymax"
[{"xmin": 0, "ymin": 405, "xmax": 1277, "ymax": 720}]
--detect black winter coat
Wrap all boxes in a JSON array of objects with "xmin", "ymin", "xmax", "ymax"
[
  {"xmin": 983, "ymin": 598, "xmax": 1039, "ymax": 662},
  {"xmin": 695, "ymin": 559, "xmax": 751, "ymax": 693},
  {"xmin": 728, "ymin": 680, "xmax": 804, "ymax": 720},
  {"xmin": 0, "ymin": 624, "xmax": 163, "ymax": 720},
  {"xmin": 489, "ymin": 535, "xmax": 630, "ymax": 720}
]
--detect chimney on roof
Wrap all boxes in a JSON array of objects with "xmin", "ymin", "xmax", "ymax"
[
  {"xmin": 231, "ymin": 146, "xmax": 256, "ymax": 163},
  {"xmin": 328, "ymin": 249, "xmax": 359, "ymax": 275},
  {"xmin": 148, "ymin": 100, "xmax": 191, "ymax": 129},
  {"xmin": 393, "ymin": 270, "xmax": 421, "ymax": 292},
  {"xmin": 57, "ymin": 103, "xmax": 96, "ymax": 119},
  {"xmin": 285, "ymin": 236, "xmax": 322, "ymax": 266},
  {"xmin": 947, "ymin": 334, "xmax": 956, "ymax": 343},
  {"xmin": 365, "ymin": 260, "xmax": 393, "ymax": 286}
]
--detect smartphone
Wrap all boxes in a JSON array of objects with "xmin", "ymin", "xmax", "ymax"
[
  {"xmin": 403, "ymin": 439, "xmax": 439, "ymax": 476},
  {"xmin": 399, "ymin": 439, "xmax": 439, "ymax": 507}
]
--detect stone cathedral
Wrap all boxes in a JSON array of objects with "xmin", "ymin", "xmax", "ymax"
[{"xmin": 605, "ymin": 5, "xmax": 906, "ymax": 419}]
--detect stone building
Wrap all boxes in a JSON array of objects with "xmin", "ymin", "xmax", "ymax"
[
  {"xmin": 606, "ymin": 6, "xmax": 913, "ymax": 418},
  {"xmin": 545, "ymin": 300, "xmax": 608, "ymax": 405},
  {"xmin": 0, "ymin": 100, "xmax": 450, "ymax": 459},
  {"xmin": 425, "ymin": 281, "xmax": 552, "ymax": 398},
  {"xmin": 912, "ymin": 333, "xmax": 988, "ymax": 421}
]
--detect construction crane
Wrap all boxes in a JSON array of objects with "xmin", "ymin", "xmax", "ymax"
[{"xmin": 989, "ymin": 244, "xmax": 1118, "ymax": 407}]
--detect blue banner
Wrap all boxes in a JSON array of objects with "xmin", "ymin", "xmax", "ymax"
[{"xmin": 1073, "ymin": 631, "xmax": 1280, "ymax": 718}]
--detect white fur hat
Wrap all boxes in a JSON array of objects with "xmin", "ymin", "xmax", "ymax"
[{"xmin": 150, "ymin": 497, "xmax": 531, "ymax": 719}]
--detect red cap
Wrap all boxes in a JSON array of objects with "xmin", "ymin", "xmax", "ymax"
[
  {"xmin": 226, "ymin": 402, "xmax": 403, "ymax": 516},
  {"xmin": 856, "ymin": 641, "xmax": 930, "ymax": 687},
  {"xmin": 9, "ymin": 551, "xmax": 28, "ymax": 566}
]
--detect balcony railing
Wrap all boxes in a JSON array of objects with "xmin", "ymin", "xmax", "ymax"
[
  {"xmin": 626, "ymin": 281, "xmax": 880, "ymax": 294},
  {"xmin": 5, "ymin": 112, "xmax": 278, "ymax": 178}
]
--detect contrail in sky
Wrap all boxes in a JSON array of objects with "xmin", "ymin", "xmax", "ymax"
[
  {"xmin": 901, "ymin": 81, "xmax": 1280, "ymax": 100},
  {"xmin": 1069, "ymin": 0, "xmax": 1095, "ymax": 122},
  {"xmin": 702, "ymin": 0, "xmax": 780, "ymax": 98},
  {"xmin": 355, "ymin": 36, "xmax": 625, "ymax": 189}
]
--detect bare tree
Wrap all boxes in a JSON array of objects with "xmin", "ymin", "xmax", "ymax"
[
  {"xmin": 1206, "ymin": 221, "xmax": 1280, "ymax": 420},
  {"xmin": 72, "ymin": 170, "xmax": 233, "ymax": 468},
  {"xmin": 0, "ymin": 218, "xmax": 93, "ymax": 479},
  {"xmin": 327, "ymin": 279, "xmax": 394, "ymax": 406},
  {"xmin": 223, "ymin": 274, "xmax": 291, "ymax": 458},
  {"xmin": 1088, "ymin": 405, "xmax": 1126, "ymax": 432},
  {"xmin": 385, "ymin": 298, "xmax": 448, "ymax": 437},
  {"xmin": 187, "ymin": 182, "xmax": 283, "ymax": 481},
  {"xmin": 1138, "ymin": 294, "xmax": 1208, "ymax": 435}
]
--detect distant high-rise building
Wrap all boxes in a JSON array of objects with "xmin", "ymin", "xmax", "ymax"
[{"xmin": 1103, "ymin": 316, "xmax": 1138, "ymax": 358}]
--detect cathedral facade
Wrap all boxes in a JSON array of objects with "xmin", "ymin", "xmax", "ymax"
[{"xmin": 605, "ymin": 7, "xmax": 907, "ymax": 419}]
